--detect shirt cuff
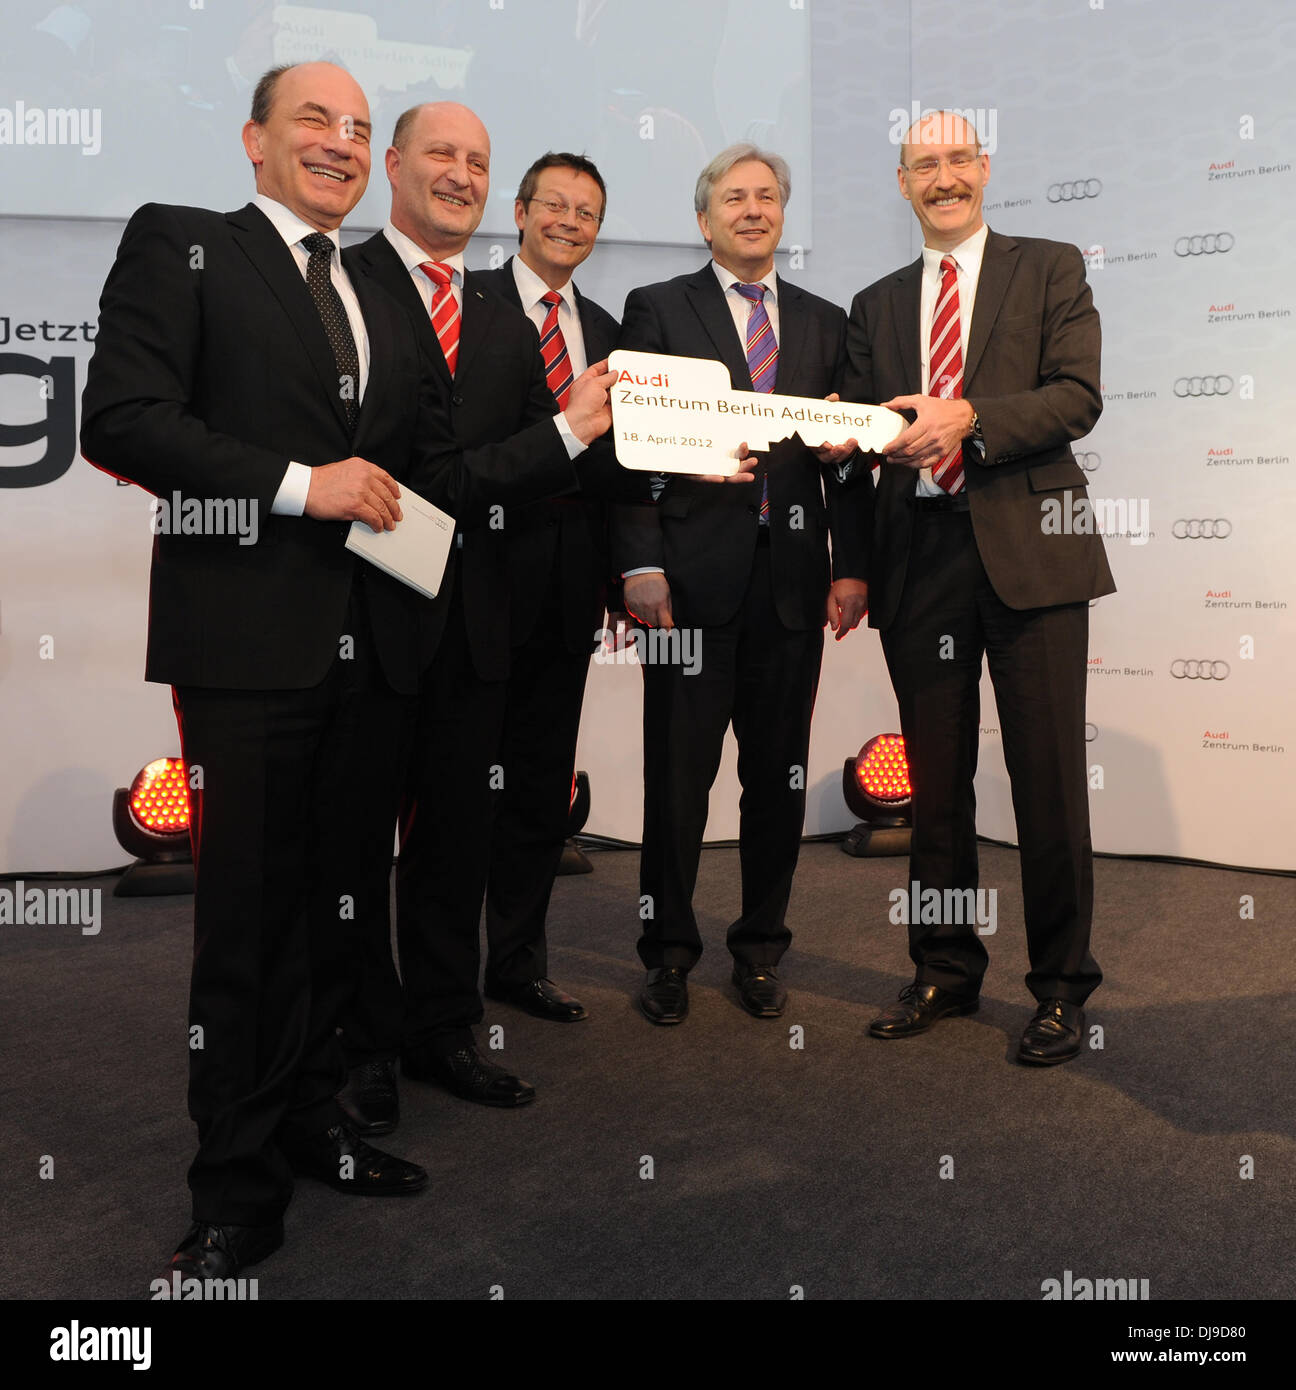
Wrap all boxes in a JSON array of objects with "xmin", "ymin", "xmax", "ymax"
[
  {"xmin": 622, "ymin": 566, "xmax": 665, "ymax": 578},
  {"xmin": 554, "ymin": 412, "xmax": 588, "ymax": 459},
  {"xmin": 270, "ymin": 460, "xmax": 311, "ymax": 516}
]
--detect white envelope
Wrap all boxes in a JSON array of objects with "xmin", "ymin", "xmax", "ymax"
[{"xmin": 344, "ymin": 483, "xmax": 454, "ymax": 601}]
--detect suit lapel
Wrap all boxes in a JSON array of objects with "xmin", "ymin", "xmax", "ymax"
[
  {"xmin": 493, "ymin": 258, "xmax": 526, "ymax": 313},
  {"xmin": 227, "ymin": 203, "xmax": 353, "ymax": 440},
  {"xmin": 772, "ymin": 278, "xmax": 807, "ymax": 395},
  {"xmin": 889, "ymin": 256, "xmax": 924, "ymax": 394},
  {"xmin": 683, "ymin": 265, "xmax": 752, "ymax": 390},
  {"xmin": 456, "ymin": 270, "xmax": 492, "ymax": 383},
  {"xmin": 351, "ymin": 232, "xmax": 453, "ymax": 394},
  {"xmin": 575, "ymin": 284, "xmax": 613, "ymax": 361},
  {"xmin": 964, "ymin": 231, "xmax": 1018, "ymax": 387}
]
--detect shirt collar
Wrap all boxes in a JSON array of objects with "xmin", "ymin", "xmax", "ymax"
[
  {"xmin": 711, "ymin": 259, "xmax": 779, "ymax": 302},
  {"xmin": 383, "ymin": 221, "xmax": 465, "ymax": 284},
  {"xmin": 252, "ymin": 193, "xmax": 341, "ymax": 256},
  {"xmin": 921, "ymin": 223, "xmax": 989, "ymax": 279},
  {"xmin": 511, "ymin": 254, "xmax": 576, "ymax": 315}
]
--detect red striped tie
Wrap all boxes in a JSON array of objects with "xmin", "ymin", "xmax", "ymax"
[
  {"xmin": 418, "ymin": 260, "xmax": 460, "ymax": 376},
  {"xmin": 928, "ymin": 254, "xmax": 965, "ymax": 495},
  {"xmin": 539, "ymin": 290, "xmax": 574, "ymax": 409}
]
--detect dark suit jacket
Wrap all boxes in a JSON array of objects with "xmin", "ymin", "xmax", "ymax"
[
  {"xmin": 345, "ymin": 233, "xmax": 580, "ymax": 680},
  {"xmin": 843, "ymin": 230, "xmax": 1116, "ymax": 631},
  {"xmin": 474, "ymin": 255, "xmax": 648, "ymax": 653},
  {"xmin": 80, "ymin": 202, "xmax": 578, "ymax": 694},
  {"xmin": 612, "ymin": 263, "xmax": 871, "ymax": 631}
]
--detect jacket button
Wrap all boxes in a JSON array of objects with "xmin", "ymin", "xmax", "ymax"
[
  {"xmin": 746, "ymin": 504, "xmax": 757, "ymax": 514},
  {"xmin": 452, "ymin": 393, "xmax": 464, "ymax": 406}
]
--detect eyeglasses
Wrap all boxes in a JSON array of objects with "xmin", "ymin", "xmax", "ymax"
[
  {"xmin": 528, "ymin": 197, "xmax": 603, "ymax": 226},
  {"xmin": 902, "ymin": 152, "xmax": 980, "ymax": 179}
]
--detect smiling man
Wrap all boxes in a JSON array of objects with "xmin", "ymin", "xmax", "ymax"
[
  {"xmin": 81, "ymin": 65, "xmax": 604, "ymax": 1288},
  {"xmin": 843, "ymin": 110, "xmax": 1113, "ymax": 1063},
  {"xmin": 614, "ymin": 144, "xmax": 873, "ymax": 1026},
  {"xmin": 472, "ymin": 153, "xmax": 651, "ymax": 1026},
  {"xmin": 340, "ymin": 111, "xmax": 623, "ymax": 1116}
]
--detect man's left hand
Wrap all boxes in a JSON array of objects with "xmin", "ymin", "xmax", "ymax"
[
  {"xmin": 825, "ymin": 578, "xmax": 869, "ymax": 640},
  {"xmin": 815, "ymin": 393, "xmax": 859, "ymax": 467},
  {"xmin": 881, "ymin": 395, "xmax": 974, "ymax": 470}
]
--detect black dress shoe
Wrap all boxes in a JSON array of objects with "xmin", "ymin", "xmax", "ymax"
[
  {"xmin": 484, "ymin": 977, "xmax": 588, "ymax": 1022},
  {"xmin": 280, "ymin": 1123, "xmax": 427, "ymax": 1194},
  {"xmin": 868, "ymin": 981, "xmax": 979, "ymax": 1038},
  {"xmin": 640, "ymin": 966, "xmax": 689, "ymax": 1024},
  {"xmin": 155, "ymin": 1221, "xmax": 283, "ymax": 1294},
  {"xmin": 1018, "ymin": 998, "xmax": 1085, "ymax": 1065},
  {"xmin": 336, "ymin": 1059, "xmax": 399, "ymax": 1137},
  {"xmin": 402, "ymin": 1045, "xmax": 536, "ymax": 1107},
  {"xmin": 732, "ymin": 962, "xmax": 787, "ymax": 1018}
]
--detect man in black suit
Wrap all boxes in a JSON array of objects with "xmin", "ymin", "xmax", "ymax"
[
  {"xmin": 80, "ymin": 64, "xmax": 610, "ymax": 1283},
  {"xmin": 616, "ymin": 143, "xmax": 873, "ymax": 1026},
  {"xmin": 843, "ymin": 111, "xmax": 1113, "ymax": 1064},
  {"xmin": 473, "ymin": 153, "xmax": 647, "ymax": 1025},
  {"xmin": 340, "ymin": 107, "xmax": 617, "ymax": 1115}
]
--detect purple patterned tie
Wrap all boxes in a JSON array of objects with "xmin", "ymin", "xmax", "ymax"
[{"xmin": 735, "ymin": 282, "xmax": 776, "ymax": 522}]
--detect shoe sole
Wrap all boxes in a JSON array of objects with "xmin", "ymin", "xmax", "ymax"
[
  {"xmin": 640, "ymin": 1004, "xmax": 686, "ymax": 1025},
  {"xmin": 297, "ymin": 1173, "xmax": 430, "ymax": 1195},
  {"xmin": 867, "ymin": 998, "xmax": 980, "ymax": 1038},
  {"xmin": 1017, "ymin": 1049, "xmax": 1081, "ymax": 1066}
]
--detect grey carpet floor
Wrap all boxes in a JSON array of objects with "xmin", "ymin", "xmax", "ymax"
[{"xmin": 2, "ymin": 843, "xmax": 1293, "ymax": 1301}]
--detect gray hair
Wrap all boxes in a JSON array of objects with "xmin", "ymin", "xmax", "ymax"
[{"xmin": 693, "ymin": 143, "xmax": 791, "ymax": 213}]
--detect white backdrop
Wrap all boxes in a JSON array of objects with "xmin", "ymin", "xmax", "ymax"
[{"xmin": 1, "ymin": 0, "xmax": 1292, "ymax": 873}]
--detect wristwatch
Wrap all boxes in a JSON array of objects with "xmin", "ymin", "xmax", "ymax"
[{"xmin": 968, "ymin": 405, "xmax": 982, "ymax": 440}]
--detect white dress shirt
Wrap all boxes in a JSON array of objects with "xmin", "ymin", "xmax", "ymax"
[
  {"xmin": 253, "ymin": 194, "xmax": 371, "ymax": 517},
  {"xmin": 915, "ymin": 223, "xmax": 988, "ymax": 497}
]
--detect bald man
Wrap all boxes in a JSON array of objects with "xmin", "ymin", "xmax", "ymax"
[
  {"xmin": 843, "ymin": 111, "xmax": 1112, "ymax": 1063},
  {"xmin": 341, "ymin": 104, "xmax": 602, "ymax": 1115},
  {"xmin": 82, "ymin": 66, "xmax": 608, "ymax": 1285}
]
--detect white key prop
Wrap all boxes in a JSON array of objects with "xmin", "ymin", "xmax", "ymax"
[{"xmin": 609, "ymin": 348, "xmax": 905, "ymax": 476}]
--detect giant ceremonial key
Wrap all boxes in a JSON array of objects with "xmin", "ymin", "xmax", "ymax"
[{"xmin": 609, "ymin": 349, "xmax": 906, "ymax": 475}]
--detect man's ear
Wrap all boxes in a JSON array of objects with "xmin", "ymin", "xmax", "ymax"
[
  {"xmin": 696, "ymin": 210, "xmax": 712, "ymax": 246},
  {"xmin": 514, "ymin": 199, "xmax": 527, "ymax": 234},
  {"xmin": 385, "ymin": 145, "xmax": 401, "ymax": 185},
  {"xmin": 242, "ymin": 120, "xmax": 264, "ymax": 168}
]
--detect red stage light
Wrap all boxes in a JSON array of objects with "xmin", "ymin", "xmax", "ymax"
[
  {"xmin": 128, "ymin": 758, "xmax": 190, "ymax": 834},
  {"xmin": 854, "ymin": 735, "xmax": 911, "ymax": 805}
]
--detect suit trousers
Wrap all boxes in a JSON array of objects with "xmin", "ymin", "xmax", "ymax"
[
  {"xmin": 173, "ymin": 576, "xmax": 409, "ymax": 1225},
  {"xmin": 394, "ymin": 568, "xmax": 509, "ymax": 1053},
  {"xmin": 879, "ymin": 505, "xmax": 1102, "ymax": 1004},
  {"xmin": 637, "ymin": 539, "xmax": 824, "ymax": 971},
  {"xmin": 484, "ymin": 549, "xmax": 592, "ymax": 991}
]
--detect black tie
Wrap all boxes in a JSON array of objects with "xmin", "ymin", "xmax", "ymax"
[{"xmin": 301, "ymin": 231, "xmax": 359, "ymax": 434}]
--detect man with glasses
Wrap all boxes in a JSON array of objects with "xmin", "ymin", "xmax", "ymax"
[
  {"xmin": 473, "ymin": 153, "xmax": 650, "ymax": 1023},
  {"xmin": 843, "ymin": 111, "xmax": 1113, "ymax": 1064}
]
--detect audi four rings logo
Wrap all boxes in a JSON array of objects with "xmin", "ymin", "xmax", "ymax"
[
  {"xmin": 1172, "ymin": 519, "xmax": 1232, "ymax": 538},
  {"xmin": 1048, "ymin": 179, "xmax": 1102, "ymax": 201},
  {"xmin": 1174, "ymin": 233, "xmax": 1235, "ymax": 256},
  {"xmin": 1074, "ymin": 451, "xmax": 1100, "ymax": 473},
  {"xmin": 1170, "ymin": 660, "xmax": 1230, "ymax": 680},
  {"xmin": 1174, "ymin": 375, "xmax": 1233, "ymax": 397}
]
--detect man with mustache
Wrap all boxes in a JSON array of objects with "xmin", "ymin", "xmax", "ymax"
[{"xmin": 843, "ymin": 111, "xmax": 1112, "ymax": 1063}]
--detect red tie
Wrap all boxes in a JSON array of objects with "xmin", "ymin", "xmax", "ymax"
[
  {"xmin": 928, "ymin": 254, "xmax": 965, "ymax": 495},
  {"xmin": 418, "ymin": 261, "xmax": 460, "ymax": 376},
  {"xmin": 539, "ymin": 290, "xmax": 574, "ymax": 409}
]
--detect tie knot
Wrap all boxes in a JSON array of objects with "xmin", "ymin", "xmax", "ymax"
[
  {"xmin": 419, "ymin": 260, "xmax": 454, "ymax": 289},
  {"xmin": 940, "ymin": 255, "xmax": 958, "ymax": 279},
  {"xmin": 735, "ymin": 282, "xmax": 766, "ymax": 303},
  {"xmin": 541, "ymin": 290, "xmax": 563, "ymax": 310},
  {"xmin": 301, "ymin": 232, "xmax": 334, "ymax": 261}
]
